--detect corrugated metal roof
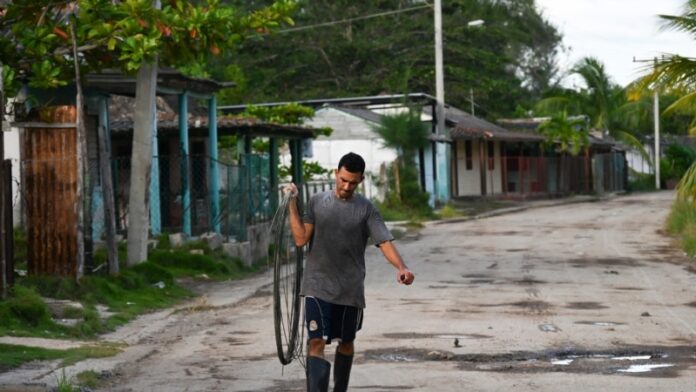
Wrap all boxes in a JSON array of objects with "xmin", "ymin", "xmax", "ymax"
[
  {"xmin": 110, "ymin": 116, "xmax": 315, "ymax": 138},
  {"xmin": 329, "ymin": 105, "xmax": 384, "ymax": 124},
  {"xmin": 424, "ymin": 106, "xmax": 544, "ymax": 142}
]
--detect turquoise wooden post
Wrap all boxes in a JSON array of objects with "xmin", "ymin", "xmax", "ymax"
[
  {"xmin": 269, "ymin": 137, "xmax": 279, "ymax": 212},
  {"xmin": 290, "ymin": 139, "xmax": 304, "ymax": 205},
  {"xmin": 149, "ymin": 98, "xmax": 161, "ymax": 235},
  {"xmin": 208, "ymin": 95, "xmax": 220, "ymax": 233},
  {"xmin": 179, "ymin": 92, "xmax": 191, "ymax": 236}
]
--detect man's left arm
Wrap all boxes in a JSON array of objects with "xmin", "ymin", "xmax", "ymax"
[{"xmin": 378, "ymin": 240, "xmax": 414, "ymax": 285}]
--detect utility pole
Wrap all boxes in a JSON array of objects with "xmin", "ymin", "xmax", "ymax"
[
  {"xmin": 434, "ymin": 0, "xmax": 445, "ymax": 136},
  {"xmin": 654, "ymin": 89, "xmax": 660, "ymax": 190},
  {"xmin": 433, "ymin": 0, "xmax": 449, "ymax": 204},
  {"xmin": 633, "ymin": 56, "xmax": 661, "ymax": 190}
]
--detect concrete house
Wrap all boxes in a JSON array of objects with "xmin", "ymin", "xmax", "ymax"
[{"xmin": 303, "ymin": 105, "xmax": 397, "ymax": 200}]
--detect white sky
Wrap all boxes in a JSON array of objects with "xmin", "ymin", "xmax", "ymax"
[{"xmin": 535, "ymin": 0, "xmax": 696, "ymax": 88}]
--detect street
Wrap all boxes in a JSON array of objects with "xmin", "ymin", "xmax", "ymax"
[{"xmin": 3, "ymin": 191, "xmax": 696, "ymax": 391}]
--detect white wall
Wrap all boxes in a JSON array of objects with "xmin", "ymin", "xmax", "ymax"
[
  {"xmin": 485, "ymin": 141, "xmax": 503, "ymax": 195},
  {"xmin": 3, "ymin": 124, "xmax": 21, "ymax": 226},
  {"xmin": 625, "ymin": 146, "xmax": 652, "ymax": 175},
  {"xmin": 455, "ymin": 139, "xmax": 481, "ymax": 196},
  {"xmin": 297, "ymin": 107, "xmax": 397, "ymax": 200}
]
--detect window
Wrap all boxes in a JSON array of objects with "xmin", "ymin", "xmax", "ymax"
[
  {"xmin": 465, "ymin": 140, "xmax": 473, "ymax": 170},
  {"xmin": 487, "ymin": 141, "xmax": 495, "ymax": 170}
]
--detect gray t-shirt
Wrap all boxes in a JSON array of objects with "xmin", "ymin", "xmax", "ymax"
[{"xmin": 300, "ymin": 190, "xmax": 393, "ymax": 308}]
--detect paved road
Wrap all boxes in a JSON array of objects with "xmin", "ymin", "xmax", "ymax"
[{"xmin": 3, "ymin": 191, "xmax": 695, "ymax": 391}]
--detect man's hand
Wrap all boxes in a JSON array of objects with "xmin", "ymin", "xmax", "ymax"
[
  {"xmin": 283, "ymin": 183, "xmax": 299, "ymax": 198},
  {"xmin": 397, "ymin": 268, "xmax": 414, "ymax": 285}
]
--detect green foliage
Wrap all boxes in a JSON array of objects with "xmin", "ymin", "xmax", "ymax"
[
  {"xmin": 243, "ymin": 103, "xmax": 316, "ymax": 125},
  {"xmin": 372, "ymin": 111, "xmax": 432, "ymax": 219},
  {"xmin": 75, "ymin": 370, "xmax": 101, "ymax": 389},
  {"xmin": 660, "ymin": 143, "xmax": 696, "ymax": 181},
  {"xmin": 627, "ymin": 170, "xmax": 656, "ymax": 192},
  {"xmin": 0, "ymin": 343, "xmax": 121, "ymax": 375},
  {"xmin": 437, "ymin": 204, "xmax": 459, "ymax": 219},
  {"xmin": 0, "ymin": 286, "xmax": 52, "ymax": 328},
  {"xmin": 538, "ymin": 111, "xmax": 589, "ymax": 156},
  {"xmin": 224, "ymin": 0, "xmax": 562, "ymax": 119},
  {"xmin": 279, "ymin": 160, "xmax": 331, "ymax": 181},
  {"xmin": 147, "ymin": 249, "xmax": 234, "ymax": 278},
  {"xmin": 677, "ymin": 161, "xmax": 696, "ymax": 205},
  {"xmin": 535, "ymin": 57, "xmax": 629, "ymax": 140},
  {"xmin": 13, "ymin": 227, "xmax": 27, "ymax": 269},
  {"xmin": 0, "ymin": 0, "xmax": 296, "ymax": 101},
  {"xmin": 372, "ymin": 110, "xmax": 429, "ymax": 155},
  {"xmin": 666, "ymin": 200, "xmax": 696, "ymax": 256},
  {"xmin": 56, "ymin": 368, "xmax": 78, "ymax": 392}
]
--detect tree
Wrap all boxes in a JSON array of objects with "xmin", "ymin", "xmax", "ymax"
[
  {"xmin": 372, "ymin": 110, "xmax": 431, "ymax": 215},
  {"xmin": 218, "ymin": 0, "xmax": 562, "ymax": 119},
  {"xmin": 0, "ymin": 0, "xmax": 296, "ymax": 271},
  {"xmin": 538, "ymin": 111, "xmax": 589, "ymax": 156},
  {"xmin": 627, "ymin": 1, "xmax": 696, "ymax": 194},
  {"xmin": 536, "ymin": 57, "xmax": 624, "ymax": 134}
]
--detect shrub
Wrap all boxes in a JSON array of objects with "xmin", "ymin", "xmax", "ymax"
[{"xmin": 4, "ymin": 286, "xmax": 52, "ymax": 327}]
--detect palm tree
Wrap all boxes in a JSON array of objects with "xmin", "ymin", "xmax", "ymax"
[
  {"xmin": 630, "ymin": 1, "xmax": 696, "ymax": 195},
  {"xmin": 630, "ymin": 1, "xmax": 696, "ymax": 133},
  {"xmin": 538, "ymin": 57, "xmax": 653, "ymax": 168},
  {"xmin": 372, "ymin": 110, "xmax": 430, "ymax": 213},
  {"xmin": 537, "ymin": 57, "xmax": 624, "ymax": 135},
  {"xmin": 538, "ymin": 111, "xmax": 589, "ymax": 156}
]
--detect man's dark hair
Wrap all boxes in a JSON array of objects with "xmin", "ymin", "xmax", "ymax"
[{"xmin": 337, "ymin": 152, "xmax": 365, "ymax": 174}]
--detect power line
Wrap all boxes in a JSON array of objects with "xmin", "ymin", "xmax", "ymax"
[{"xmin": 276, "ymin": 4, "xmax": 432, "ymax": 34}]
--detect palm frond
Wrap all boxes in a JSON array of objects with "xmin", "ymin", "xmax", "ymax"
[
  {"xmin": 614, "ymin": 130, "xmax": 652, "ymax": 166},
  {"xmin": 663, "ymin": 90, "xmax": 696, "ymax": 115},
  {"xmin": 677, "ymin": 161, "xmax": 696, "ymax": 205},
  {"xmin": 534, "ymin": 96, "xmax": 573, "ymax": 115}
]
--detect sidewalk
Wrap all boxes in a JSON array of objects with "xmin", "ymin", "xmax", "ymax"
[{"xmin": 433, "ymin": 193, "xmax": 613, "ymax": 224}]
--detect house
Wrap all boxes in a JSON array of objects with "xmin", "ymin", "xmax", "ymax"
[
  {"xmin": 496, "ymin": 117, "xmax": 626, "ymax": 196},
  {"xmin": 302, "ymin": 105, "xmax": 395, "ymax": 200},
  {"xmin": 220, "ymin": 93, "xmax": 452, "ymax": 205},
  {"xmin": 9, "ymin": 69, "xmax": 315, "ymax": 277}
]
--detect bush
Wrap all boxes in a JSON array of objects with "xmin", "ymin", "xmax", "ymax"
[
  {"xmin": 2, "ymin": 286, "xmax": 52, "ymax": 327},
  {"xmin": 666, "ymin": 200, "xmax": 696, "ymax": 256},
  {"xmin": 661, "ymin": 143, "xmax": 696, "ymax": 182}
]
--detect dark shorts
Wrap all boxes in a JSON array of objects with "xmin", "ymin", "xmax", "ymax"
[{"xmin": 304, "ymin": 296, "xmax": 363, "ymax": 344}]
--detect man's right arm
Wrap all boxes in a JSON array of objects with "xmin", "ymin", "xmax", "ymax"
[{"xmin": 285, "ymin": 183, "xmax": 314, "ymax": 247}]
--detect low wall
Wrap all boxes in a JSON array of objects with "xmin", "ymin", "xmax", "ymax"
[{"xmin": 222, "ymin": 221, "xmax": 271, "ymax": 266}]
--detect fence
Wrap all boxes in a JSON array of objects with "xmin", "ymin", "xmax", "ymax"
[
  {"xmin": 108, "ymin": 153, "xmax": 273, "ymax": 241},
  {"xmin": 495, "ymin": 152, "xmax": 626, "ymax": 197}
]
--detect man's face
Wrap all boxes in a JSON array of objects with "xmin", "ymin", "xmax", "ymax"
[{"xmin": 334, "ymin": 167, "xmax": 363, "ymax": 200}]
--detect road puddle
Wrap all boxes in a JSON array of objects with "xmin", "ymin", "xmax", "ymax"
[
  {"xmin": 617, "ymin": 364, "xmax": 675, "ymax": 373},
  {"xmin": 575, "ymin": 321, "xmax": 624, "ymax": 326},
  {"xmin": 364, "ymin": 346, "xmax": 694, "ymax": 377}
]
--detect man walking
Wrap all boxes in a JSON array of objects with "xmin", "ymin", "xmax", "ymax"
[{"xmin": 285, "ymin": 152, "xmax": 415, "ymax": 392}]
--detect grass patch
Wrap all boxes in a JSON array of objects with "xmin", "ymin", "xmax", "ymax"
[
  {"xmin": 628, "ymin": 170, "xmax": 656, "ymax": 192},
  {"xmin": 374, "ymin": 200, "xmax": 435, "ymax": 222},
  {"xmin": 436, "ymin": 204, "xmax": 460, "ymax": 219},
  {"xmin": 0, "ymin": 343, "xmax": 121, "ymax": 373},
  {"xmin": 75, "ymin": 370, "xmax": 101, "ymax": 389},
  {"xmin": 666, "ymin": 200, "xmax": 696, "ymax": 256},
  {"xmin": 1, "ymin": 240, "xmax": 262, "ymax": 341},
  {"xmin": 0, "ymin": 238, "xmax": 267, "ymax": 370}
]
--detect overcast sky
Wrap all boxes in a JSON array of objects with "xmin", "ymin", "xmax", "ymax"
[{"xmin": 535, "ymin": 0, "xmax": 696, "ymax": 88}]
